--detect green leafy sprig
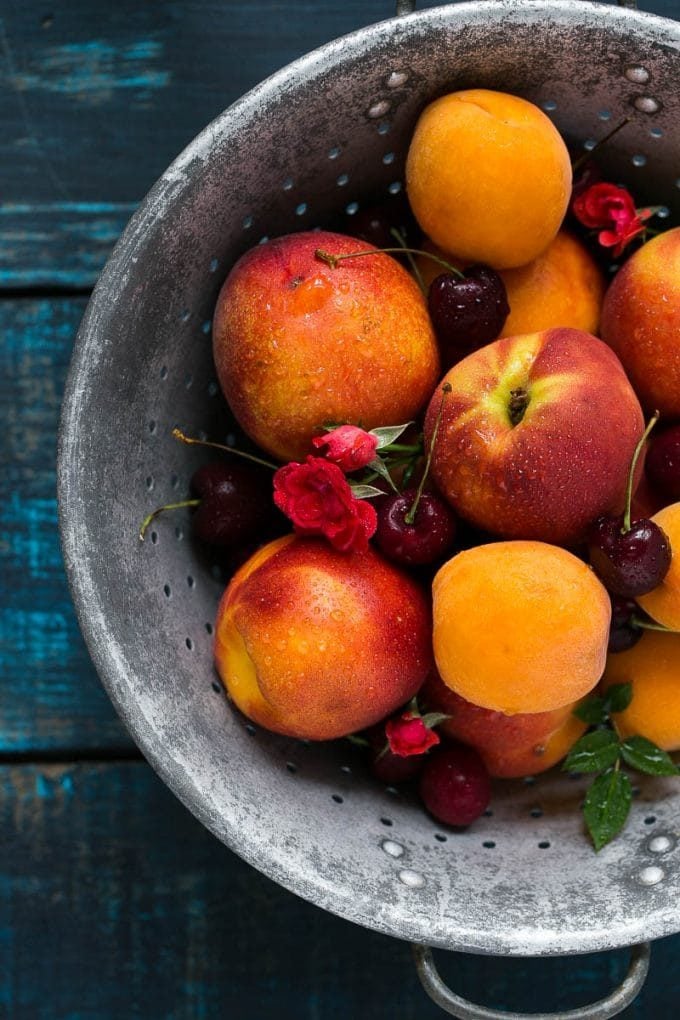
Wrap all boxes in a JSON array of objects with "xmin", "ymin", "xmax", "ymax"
[{"xmin": 563, "ymin": 683, "xmax": 680, "ymax": 852}]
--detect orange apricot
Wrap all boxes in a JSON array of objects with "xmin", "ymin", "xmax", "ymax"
[
  {"xmin": 416, "ymin": 231, "xmax": 606, "ymax": 338},
  {"xmin": 432, "ymin": 542, "xmax": 611, "ymax": 714},
  {"xmin": 421, "ymin": 671, "xmax": 588, "ymax": 778},
  {"xmin": 405, "ymin": 89, "xmax": 572, "ymax": 270},
  {"xmin": 635, "ymin": 502, "xmax": 680, "ymax": 630},
  {"xmin": 602, "ymin": 630, "xmax": 680, "ymax": 751}
]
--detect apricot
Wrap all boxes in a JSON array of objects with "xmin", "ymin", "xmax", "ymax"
[
  {"xmin": 422, "ymin": 671, "xmax": 588, "ymax": 778},
  {"xmin": 214, "ymin": 535, "xmax": 433, "ymax": 740},
  {"xmin": 602, "ymin": 630, "xmax": 680, "ymax": 751},
  {"xmin": 600, "ymin": 227, "xmax": 680, "ymax": 419},
  {"xmin": 415, "ymin": 231, "xmax": 606, "ymax": 338},
  {"xmin": 635, "ymin": 502, "xmax": 680, "ymax": 630},
  {"xmin": 432, "ymin": 542, "xmax": 611, "ymax": 714},
  {"xmin": 405, "ymin": 89, "xmax": 572, "ymax": 269},
  {"xmin": 213, "ymin": 231, "xmax": 440, "ymax": 462}
]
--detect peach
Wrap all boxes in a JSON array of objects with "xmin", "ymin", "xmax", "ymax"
[
  {"xmin": 416, "ymin": 230, "xmax": 605, "ymax": 341},
  {"xmin": 635, "ymin": 502, "xmax": 680, "ymax": 630},
  {"xmin": 421, "ymin": 671, "xmax": 588, "ymax": 778},
  {"xmin": 214, "ymin": 535, "xmax": 433, "ymax": 740},
  {"xmin": 424, "ymin": 328, "xmax": 645, "ymax": 545},
  {"xmin": 602, "ymin": 630, "xmax": 680, "ymax": 751},
  {"xmin": 405, "ymin": 89, "xmax": 572, "ymax": 269},
  {"xmin": 432, "ymin": 541, "xmax": 611, "ymax": 715},
  {"xmin": 212, "ymin": 231, "xmax": 439, "ymax": 462},
  {"xmin": 600, "ymin": 227, "xmax": 680, "ymax": 419}
]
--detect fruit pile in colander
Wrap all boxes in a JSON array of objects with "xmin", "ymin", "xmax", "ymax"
[{"xmin": 143, "ymin": 89, "xmax": 680, "ymax": 851}]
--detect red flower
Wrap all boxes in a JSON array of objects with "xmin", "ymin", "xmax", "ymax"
[
  {"xmin": 385, "ymin": 711, "xmax": 441, "ymax": 758},
  {"xmin": 572, "ymin": 182, "xmax": 651, "ymax": 257},
  {"xmin": 312, "ymin": 424, "xmax": 379, "ymax": 472},
  {"xmin": 273, "ymin": 456, "xmax": 377, "ymax": 553}
]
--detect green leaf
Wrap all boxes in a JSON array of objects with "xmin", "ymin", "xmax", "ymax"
[
  {"xmin": 420, "ymin": 712, "xmax": 450, "ymax": 730},
  {"xmin": 583, "ymin": 768, "xmax": 633, "ymax": 852},
  {"xmin": 366, "ymin": 456, "xmax": 398, "ymax": 492},
  {"xmin": 562, "ymin": 729, "xmax": 621, "ymax": 774},
  {"xmin": 346, "ymin": 733, "xmax": 370, "ymax": 748},
  {"xmin": 349, "ymin": 483, "xmax": 386, "ymax": 500},
  {"xmin": 573, "ymin": 696, "xmax": 607, "ymax": 726},
  {"xmin": 370, "ymin": 423, "xmax": 413, "ymax": 448},
  {"xmin": 604, "ymin": 682, "xmax": 633, "ymax": 715},
  {"xmin": 620, "ymin": 736, "xmax": 680, "ymax": 776}
]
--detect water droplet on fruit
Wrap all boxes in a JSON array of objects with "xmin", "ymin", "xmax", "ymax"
[
  {"xmin": 331, "ymin": 610, "xmax": 344, "ymax": 622},
  {"xmin": 275, "ymin": 640, "xmax": 287, "ymax": 652}
]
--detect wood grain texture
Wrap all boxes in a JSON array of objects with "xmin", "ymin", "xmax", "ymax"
[
  {"xmin": 1, "ymin": 297, "xmax": 134, "ymax": 753},
  {"xmin": 2, "ymin": 0, "xmax": 679, "ymax": 287},
  {"xmin": 2, "ymin": 760, "xmax": 679, "ymax": 1019}
]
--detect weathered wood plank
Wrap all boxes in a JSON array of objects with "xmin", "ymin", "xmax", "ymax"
[
  {"xmin": 1, "ymin": 296, "xmax": 134, "ymax": 753},
  {"xmin": 2, "ymin": 760, "xmax": 678, "ymax": 1018},
  {"xmin": 0, "ymin": 202, "xmax": 136, "ymax": 288}
]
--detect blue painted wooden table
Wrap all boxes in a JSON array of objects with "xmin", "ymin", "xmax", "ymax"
[{"xmin": 3, "ymin": 2, "xmax": 680, "ymax": 1017}]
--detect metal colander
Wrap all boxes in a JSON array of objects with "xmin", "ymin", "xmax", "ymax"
[{"xmin": 57, "ymin": 2, "xmax": 680, "ymax": 1015}]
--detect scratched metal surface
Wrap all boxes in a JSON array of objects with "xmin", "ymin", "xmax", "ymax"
[
  {"xmin": 60, "ymin": 0, "xmax": 680, "ymax": 960},
  {"xmin": 4, "ymin": 0, "xmax": 680, "ymax": 1016}
]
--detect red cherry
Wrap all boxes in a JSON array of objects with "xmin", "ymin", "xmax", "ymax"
[
  {"xmin": 375, "ymin": 489, "xmax": 457, "ymax": 566},
  {"xmin": 608, "ymin": 595, "xmax": 643, "ymax": 653},
  {"xmin": 427, "ymin": 266, "xmax": 509, "ymax": 368},
  {"xmin": 190, "ymin": 461, "xmax": 279, "ymax": 547},
  {"xmin": 419, "ymin": 746, "xmax": 491, "ymax": 827},
  {"xmin": 588, "ymin": 513, "xmax": 672, "ymax": 597},
  {"xmin": 646, "ymin": 424, "xmax": 680, "ymax": 503}
]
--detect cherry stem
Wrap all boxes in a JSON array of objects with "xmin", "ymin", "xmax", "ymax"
[
  {"xmin": 139, "ymin": 499, "xmax": 200, "ymax": 541},
  {"xmin": 572, "ymin": 117, "xmax": 631, "ymax": 174},
  {"xmin": 622, "ymin": 411, "xmax": 660, "ymax": 533},
  {"xmin": 631, "ymin": 615, "xmax": 678, "ymax": 634},
  {"xmin": 172, "ymin": 428, "xmax": 278, "ymax": 470},
  {"xmin": 390, "ymin": 226, "xmax": 427, "ymax": 294},
  {"xmin": 404, "ymin": 383, "xmax": 451, "ymax": 525},
  {"xmin": 315, "ymin": 247, "xmax": 464, "ymax": 279}
]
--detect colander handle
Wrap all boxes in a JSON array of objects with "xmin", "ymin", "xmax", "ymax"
[
  {"xmin": 412, "ymin": 941, "xmax": 651, "ymax": 1019},
  {"xmin": 396, "ymin": 0, "xmax": 638, "ymax": 10}
]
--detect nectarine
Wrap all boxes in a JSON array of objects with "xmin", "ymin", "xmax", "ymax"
[
  {"xmin": 600, "ymin": 227, "xmax": 680, "ymax": 419},
  {"xmin": 214, "ymin": 535, "xmax": 433, "ymax": 740},
  {"xmin": 424, "ymin": 328, "xmax": 645, "ymax": 545},
  {"xmin": 213, "ymin": 231, "xmax": 439, "ymax": 462}
]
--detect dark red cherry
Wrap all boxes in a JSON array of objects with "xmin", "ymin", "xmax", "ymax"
[
  {"xmin": 190, "ymin": 461, "xmax": 277, "ymax": 547},
  {"xmin": 419, "ymin": 746, "xmax": 491, "ymax": 827},
  {"xmin": 646, "ymin": 424, "xmax": 680, "ymax": 503},
  {"xmin": 427, "ymin": 266, "xmax": 510, "ymax": 368},
  {"xmin": 588, "ymin": 514, "xmax": 672, "ymax": 597},
  {"xmin": 608, "ymin": 595, "xmax": 643, "ymax": 654},
  {"xmin": 375, "ymin": 489, "xmax": 457, "ymax": 566}
]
